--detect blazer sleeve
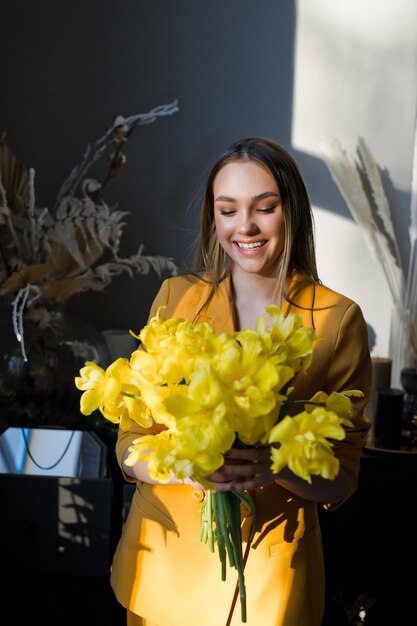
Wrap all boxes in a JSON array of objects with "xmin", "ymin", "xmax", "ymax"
[
  {"xmin": 114, "ymin": 279, "xmax": 172, "ymax": 481},
  {"xmin": 322, "ymin": 301, "xmax": 372, "ymax": 510}
]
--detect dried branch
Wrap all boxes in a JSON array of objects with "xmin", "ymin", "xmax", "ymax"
[{"xmin": 0, "ymin": 101, "xmax": 180, "ymax": 360}]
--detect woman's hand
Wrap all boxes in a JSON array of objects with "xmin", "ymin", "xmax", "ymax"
[
  {"xmin": 204, "ymin": 444, "xmax": 350, "ymax": 504},
  {"xmin": 206, "ymin": 445, "xmax": 278, "ymax": 492}
]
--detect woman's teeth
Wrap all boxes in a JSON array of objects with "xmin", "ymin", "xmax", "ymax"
[{"xmin": 237, "ymin": 241, "xmax": 264, "ymax": 249}]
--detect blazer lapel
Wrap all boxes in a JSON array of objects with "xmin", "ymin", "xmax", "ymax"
[{"xmin": 195, "ymin": 277, "xmax": 236, "ymax": 334}]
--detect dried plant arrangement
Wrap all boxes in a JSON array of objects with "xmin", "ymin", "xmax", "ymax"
[
  {"xmin": 321, "ymin": 134, "xmax": 417, "ymax": 382},
  {"xmin": 0, "ymin": 101, "xmax": 179, "ymax": 358}
]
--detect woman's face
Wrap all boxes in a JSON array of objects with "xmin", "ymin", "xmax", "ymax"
[{"xmin": 213, "ymin": 160, "xmax": 285, "ymax": 278}]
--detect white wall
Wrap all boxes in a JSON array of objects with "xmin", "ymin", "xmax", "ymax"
[{"xmin": 292, "ymin": 0, "xmax": 417, "ymax": 359}]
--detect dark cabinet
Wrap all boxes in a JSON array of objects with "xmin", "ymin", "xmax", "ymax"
[
  {"xmin": 0, "ymin": 426, "xmax": 124, "ymax": 626},
  {"xmin": 320, "ymin": 448, "xmax": 417, "ymax": 625}
]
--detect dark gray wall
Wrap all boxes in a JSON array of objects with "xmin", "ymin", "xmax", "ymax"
[{"xmin": 0, "ymin": 0, "xmax": 364, "ymax": 333}]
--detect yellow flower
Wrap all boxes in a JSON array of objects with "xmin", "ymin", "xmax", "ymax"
[
  {"xmin": 125, "ymin": 431, "xmax": 177, "ymax": 483},
  {"xmin": 128, "ymin": 348, "xmax": 176, "ymax": 428},
  {"xmin": 135, "ymin": 308, "xmax": 220, "ymax": 385},
  {"xmin": 163, "ymin": 363, "xmax": 236, "ymax": 460},
  {"xmin": 75, "ymin": 358, "xmax": 152, "ymax": 429},
  {"xmin": 210, "ymin": 329, "xmax": 293, "ymax": 444},
  {"xmin": 75, "ymin": 361, "xmax": 106, "ymax": 415},
  {"xmin": 306, "ymin": 389, "xmax": 362, "ymax": 423},
  {"xmin": 268, "ymin": 407, "xmax": 347, "ymax": 483},
  {"xmin": 257, "ymin": 305, "xmax": 322, "ymax": 372},
  {"xmin": 126, "ymin": 418, "xmax": 228, "ymax": 485},
  {"xmin": 105, "ymin": 358, "xmax": 153, "ymax": 429}
]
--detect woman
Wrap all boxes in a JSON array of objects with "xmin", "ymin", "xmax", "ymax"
[{"xmin": 110, "ymin": 137, "xmax": 372, "ymax": 626}]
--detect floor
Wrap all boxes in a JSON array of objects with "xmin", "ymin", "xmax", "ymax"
[{"xmin": 3, "ymin": 568, "xmax": 411, "ymax": 626}]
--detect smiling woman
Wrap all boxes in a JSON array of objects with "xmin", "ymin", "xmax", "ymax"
[{"xmin": 107, "ymin": 137, "xmax": 372, "ymax": 626}]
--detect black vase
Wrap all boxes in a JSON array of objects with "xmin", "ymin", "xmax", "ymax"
[{"xmin": 401, "ymin": 367, "xmax": 417, "ymax": 436}]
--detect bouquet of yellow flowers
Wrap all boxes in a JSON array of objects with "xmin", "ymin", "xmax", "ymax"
[{"xmin": 75, "ymin": 304, "xmax": 361, "ymax": 622}]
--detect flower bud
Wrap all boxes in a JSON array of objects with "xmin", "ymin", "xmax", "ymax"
[
  {"xmin": 81, "ymin": 178, "xmax": 102, "ymax": 199},
  {"xmin": 112, "ymin": 114, "xmax": 129, "ymax": 142},
  {"xmin": 110, "ymin": 152, "xmax": 127, "ymax": 171}
]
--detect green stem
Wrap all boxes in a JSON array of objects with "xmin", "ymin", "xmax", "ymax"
[
  {"xmin": 229, "ymin": 493, "xmax": 247, "ymax": 622},
  {"xmin": 212, "ymin": 493, "xmax": 227, "ymax": 580},
  {"xmin": 217, "ymin": 493, "xmax": 236, "ymax": 569},
  {"xmin": 200, "ymin": 490, "xmax": 253, "ymax": 622},
  {"xmin": 291, "ymin": 400, "xmax": 326, "ymax": 407},
  {"xmin": 206, "ymin": 490, "xmax": 215, "ymax": 553},
  {"xmin": 120, "ymin": 391, "xmax": 142, "ymax": 400}
]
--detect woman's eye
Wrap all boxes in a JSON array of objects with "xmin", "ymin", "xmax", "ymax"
[
  {"xmin": 218, "ymin": 209, "xmax": 236, "ymax": 216},
  {"xmin": 257, "ymin": 206, "xmax": 277, "ymax": 214}
]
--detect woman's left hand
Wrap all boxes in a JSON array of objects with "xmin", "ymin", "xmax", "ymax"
[{"xmin": 207, "ymin": 445, "xmax": 278, "ymax": 492}]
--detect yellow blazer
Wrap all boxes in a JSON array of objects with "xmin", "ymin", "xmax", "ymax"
[{"xmin": 110, "ymin": 273, "xmax": 372, "ymax": 626}]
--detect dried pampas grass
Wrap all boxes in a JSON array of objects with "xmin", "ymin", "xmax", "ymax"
[
  {"xmin": 321, "ymin": 137, "xmax": 406, "ymax": 309},
  {"xmin": 321, "ymin": 135, "xmax": 417, "ymax": 383}
]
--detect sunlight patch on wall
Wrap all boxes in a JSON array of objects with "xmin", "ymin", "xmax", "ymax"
[
  {"xmin": 293, "ymin": 0, "xmax": 417, "ymax": 359},
  {"xmin": 293, "ymin": 0, "xmax": 417, "ymax": 188},
  {"xmin": 313, "ymin": 205, "xmax": 392, "ymax": 356}
]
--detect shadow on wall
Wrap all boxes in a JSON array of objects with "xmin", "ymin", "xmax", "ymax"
[{"xmin": 367, "ymin": 323, "xmax": 376, "ymax": 352}]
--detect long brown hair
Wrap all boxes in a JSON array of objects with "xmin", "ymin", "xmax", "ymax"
[{"xmin": 193, "ymin": 137, "xmax": 320, "ymax": 303}]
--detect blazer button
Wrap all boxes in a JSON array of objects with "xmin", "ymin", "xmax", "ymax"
[{"xmin": 191, "ymin": 489, "xmax": 205, "ymax": 502}]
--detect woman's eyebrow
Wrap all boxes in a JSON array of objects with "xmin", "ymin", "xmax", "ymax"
[
  {"xmin": 215, "ymin": 195, "xmax": 235, "ymax": 202},
  {"xmin": 215, "ymin": 191, "xmax": 280, "ymax": 202}
]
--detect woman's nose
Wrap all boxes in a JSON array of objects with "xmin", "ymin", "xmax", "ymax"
[{"xmin": 238, "ymin": 211, "xmax": 259, "ymax": 234}]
